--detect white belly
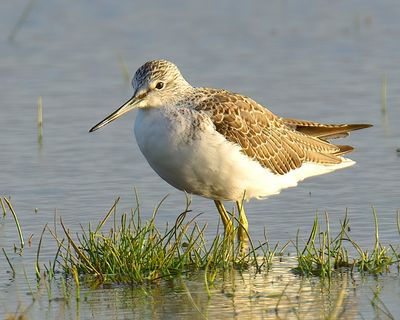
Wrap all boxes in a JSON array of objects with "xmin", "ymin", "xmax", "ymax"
[{"xmin": 134, "ymin": 107, "xmax": 355, "ymax": 201}]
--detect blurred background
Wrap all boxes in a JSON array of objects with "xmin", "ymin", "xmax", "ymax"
[{"xmin": 1, "ymin": 0, "xmax": 400, "ymax": 318}]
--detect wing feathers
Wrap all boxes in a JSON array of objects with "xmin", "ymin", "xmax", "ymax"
[
  {"xmin": 283, "ymin": 118, "xmax": 372, "ymax": 140},
  {"xmin": 195, "ymin": 89, "xmax": 371, "ymax": 175}
]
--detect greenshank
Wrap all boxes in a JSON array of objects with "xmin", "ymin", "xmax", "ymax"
[{"xmin": 90, "ymin": 59, "xmax": 371, "ymax": 247}]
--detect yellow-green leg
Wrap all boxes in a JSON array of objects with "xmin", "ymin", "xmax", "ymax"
[
  {"xmin": 236, "ymin": 201, "xmax": 249, "ymax": 252},
  {"xmin": 214, "ymin": 200, "xmax": 233, "ymax": 238}
]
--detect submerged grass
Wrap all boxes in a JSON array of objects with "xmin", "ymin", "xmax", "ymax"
[
  {"xmin": 381, "ymin": 74, "xmax": 388, "ymax": 114},
  {"xmin": 50, "ymin": 196, "xmax": 399, "ymax": 287},
  {"xmin": 293, "ymin": 212, "xmax": 351, "ymax": 277},
  {"xmin": 3, "ymin": 197, "xmax": 25, "ymax": 250},
  {"xmin": 50, "ymin": 195, "xmax": 276, "ymax": 287},
  {"xmin": 1, "ymin": 197, "xmax": 399, "ymax": 320},
  {"xmin": 371, "ymin": 285, "xmax": 395, "ymax": 320},
  {"xmin": 349, "ymin": 208, "xmax": 394, "ymax": 274},
  {"xmin": 293, "ymin": 208, "xmax": 397, "ymax": 278},
  {"xmin": 1, "ymin": 196, "xmax": 399, "ymax": 291},
  {"xmin": 37, "ymin": 96, "xmax": 43, "ymax": 146}
]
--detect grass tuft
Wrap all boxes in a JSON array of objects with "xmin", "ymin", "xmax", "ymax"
[
  {"xmin": 50, "ymin": 196, "xmax": 276, "ymax": 287},
  {"xmin": 2, "ymin": 196, "xmax": 398, "ymax": 292},
  {"xmin": 293, "ymin": 212, "xmax": 352, "ymax": 278},
  {"xmin": 293, "ymin": 208, "xmax": 397, "ymax": 277},
  {"xmin": 348, "ymin": 208, "xmax": 394, "ymax": 273}
]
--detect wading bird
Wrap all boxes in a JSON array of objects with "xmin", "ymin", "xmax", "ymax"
[{"xmin": 90, "ymin": 59, "xmax": 371, "ymax": 248}]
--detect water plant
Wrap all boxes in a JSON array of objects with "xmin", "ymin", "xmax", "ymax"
[
  {"xmin": 1, "ymin": 196, "xmax": 400, "ymax": 319},
  {"xmin": 348, "ymin": 208, "xmax": 394, "ymax": 273},
  {"xmin": 2, "ymin": 195, "xmax": 398, "ymax": 286},
  {"xmin": 37, "ymin": 96, "xmax": 43, "ymax": 146},
  {"xmin": 293, "ymin": 212, "xmax": 352, "ymax": 277},
  {"xmin": 293, "ymin": 208, "xmax": 396, "ymax": 277},
  {"xmin": 49, "ymin": 195, "xmax": 277, "ymax": 287},
  {"xmin": 3, "ymin": 197, "xmax": 25, "ymax": 251}
]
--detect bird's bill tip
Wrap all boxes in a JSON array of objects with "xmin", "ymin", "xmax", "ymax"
[
  {"xmin": 88, "ymin": 123, "xmax": 102, "ymax": 132},
  {"xmin": 89, "ymin": 116, "xmax": 115, "ymax": 132},
  {"xmin": 89, "ymin": 96, "xmax": 137, "ymax": 133}
]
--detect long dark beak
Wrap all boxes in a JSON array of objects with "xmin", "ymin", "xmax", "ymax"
[{"xmin": 89, "ymin": 96, "xmax": 139, "ymax": 132}]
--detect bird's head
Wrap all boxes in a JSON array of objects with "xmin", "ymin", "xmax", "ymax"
[{"xmin": 89, "ymin": 59, "xmax": 191, "ymax": 132}]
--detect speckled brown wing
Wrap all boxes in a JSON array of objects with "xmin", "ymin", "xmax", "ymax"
[{"xmin": 194, "ymin": 89, "xmax": 347, "ymax": 175}]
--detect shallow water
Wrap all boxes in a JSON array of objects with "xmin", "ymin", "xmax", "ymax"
[
  {"xmin": 0, "ymin": 257, "xmax": 376, "ymax": 319},
  {"xmin": 1, "ymin": 0, "xmax": 399, "ymax": 319}
]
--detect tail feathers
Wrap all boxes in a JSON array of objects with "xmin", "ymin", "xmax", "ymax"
[
  {"xmin": 336, "ymin": 145, "xmax": 354, "ymax": 156},
  {"xmin": 283, "ymin": 118, "xmax": 372, "ymax": 140}
]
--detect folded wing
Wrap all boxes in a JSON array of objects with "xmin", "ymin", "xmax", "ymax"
[{"xmin": 195, "ymin": 89, "xmax": 371, "ymax": 175}]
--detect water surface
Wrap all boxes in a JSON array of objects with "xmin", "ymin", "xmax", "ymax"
[{"xmin": 1, "ymin": 1, "xmax": 399, "ymax": 318}]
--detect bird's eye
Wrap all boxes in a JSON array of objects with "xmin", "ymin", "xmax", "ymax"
[{"xmin": 155, "ymin": 82, "xmax": 164, "ymax": 90}]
